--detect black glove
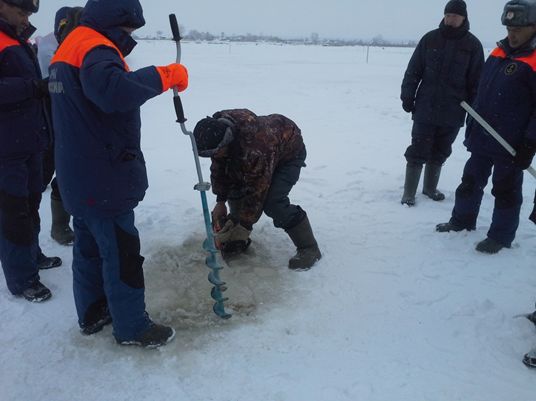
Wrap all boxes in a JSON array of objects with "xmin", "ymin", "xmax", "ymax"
[
  {"xmin": 32, "ymin": 78, "xmax": 49, "ymax": 99},
  {"xmin": 402, "ymin": 98, "xmax": 415, "ymax": 113},
  {"xmin": 514, "ymin": 139, "xmax": 536, "ymax": 170}
]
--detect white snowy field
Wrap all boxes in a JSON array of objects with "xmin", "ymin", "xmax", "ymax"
[{"xmin": 1, "ymin": 41, "xmax": 535, "ymax": 401}]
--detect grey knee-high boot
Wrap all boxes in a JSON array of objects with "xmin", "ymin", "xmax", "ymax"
[
  {"xmin": 422, "ymin": 163, "xmax": 445, "ymax": 201},
  {"xmin": 401, "ymin": 163, "xmax": 423, "ymax": 206},
  {"xmin": 51, "ymin": 196, "xmax": 75, "ymax": 245},
  {"xmin": 285, "ymin": 215, "xmax": 321, "ymax": 271}
]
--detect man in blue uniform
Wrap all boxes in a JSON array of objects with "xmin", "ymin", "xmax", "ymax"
[
  {"xmin": 437, "ymin": 0, "xmax": 536, "ymax": 255},
  {"xmin": 49, "ymin": 0, "xmax": 188, "ymax": 348},
  {"xmin": 0, "ymin": 0, "xmax": 62, "ymax": 303}
]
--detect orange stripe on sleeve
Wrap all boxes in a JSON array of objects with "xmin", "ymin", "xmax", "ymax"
[
  {"xmin": 0, "ymin": 31, "xmax": 20, "ymax": 53},
  {"xmin": 490, "ymin": 47, "xmax": 506, "ymax": 59},
  {"xmin": 51, "ymin": 26, "xmax": 130, "ymax": 71},
  {"xmin": 516, "ymin": 52, "xmax": 536, "ymax": 72}
]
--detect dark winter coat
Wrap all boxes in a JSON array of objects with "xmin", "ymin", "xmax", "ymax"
[
  {"xmin": 401, "ymin": 20, "xmax": 484, "ymax": 128},
  {"xmin": 464, "ymin": 37, "xmax": 536, "ymax": 159},
  {"xmin": 210, "ymin": 109, "xmax": 305, "ymax": 228},
  {"xmin": 49, "ymin": 0, "xmax": 166, "ymax": 218},
  {"xmin": 0, "ymin": 20, "xmax": 48, "ymax": 157}
]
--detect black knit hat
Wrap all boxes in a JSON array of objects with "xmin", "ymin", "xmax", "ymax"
[
  {"xmin": 193, "ymin": 117, "xmax": 234, "ymax": 157},
  {"xmin": 3, "ymin": 0, "xmax": 39, "ymax": 13},
  {"xmin": 444, "ymin": 0, "xmax": 467, "ymax": 17}
]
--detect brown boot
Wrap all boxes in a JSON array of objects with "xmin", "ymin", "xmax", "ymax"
[{"xmin": 285, "ymin": 215, "xmax": 321, "ymax": 271}]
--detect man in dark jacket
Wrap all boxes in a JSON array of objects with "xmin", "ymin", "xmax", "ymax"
[
  {"xmin": 400, "ymin": 0, "xmax": 484, "ymax": 206},
  {"xmin": 0, "ymin": 0, "xmax": 63, "ymax": 303},
  {"xmin": 38, "ymin": 6, "xmax": 83, "ymax": 246},
  {"xmin": 49, "ymin": 0, "xmax": 188, "ymax": 347},
  {"xmin": 436, "ymin": 0, "xmax": 536, "ymax": 255},
  {"xmin": 193, "ymin": 109, "xmax": 321, "ymax": 271}
]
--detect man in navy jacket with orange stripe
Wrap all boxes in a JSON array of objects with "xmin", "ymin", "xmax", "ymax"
[
  {"xmin": 0, "ymin": 0, "xmax": 63, "ymax": 303},
  {"xmin": 49, "ymin": 0, "xmax": 188, "ymax": 347},
  {"xmin": 437, "ymin": 0, "xmax": 536, "ymax": 254}
]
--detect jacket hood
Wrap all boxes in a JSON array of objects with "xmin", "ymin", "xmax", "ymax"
[
  {"xmin": 81, "ymin": 0, "xmax": 145, "ymax": 31},
  {"xmin": 439, "ymin": 18, "xmax": 470, "ymax": 39}
]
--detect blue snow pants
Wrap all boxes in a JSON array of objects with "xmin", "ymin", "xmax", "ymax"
[
  {"xmin": 404, "ymin": 122, "xmax": 460, "ymax": 166},
  {"xmin": 450, "ymin": 152, "xmax": 523, "ymax": 247},
  {"xmin": 263, "ymin": 147, "xmax": 307, "ymax": 230},
  {"xmin": 72, "ymin": 210, "xmax": 150, "ymax": 341},
  {"xmin": 0, "ymin": 153, "xmax": 43, "ymax": 295}
]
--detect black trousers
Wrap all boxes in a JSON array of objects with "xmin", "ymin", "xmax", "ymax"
[
  {"xmin": 263, "ymin": 147, "xmax": 307, "ymax": 230},
  {"xmin": 404, "ymin": 122, "xmax": 460, "ymax": 166}
]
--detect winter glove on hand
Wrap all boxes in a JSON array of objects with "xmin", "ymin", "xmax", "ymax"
[
  {"xmin": 514, "ymin": 139, "xmax": 536, "ymax": 170},
  {"xmin": 402, "ymin": 98, "xmax": 415, "ymax": 113},
  {"xmin": 215, "ymin": 220, "xmax": 251, "ymax": 244},
  {"xmin": 211, "ymin": 202, "xmax": 228, "ymax": 231},
  {"xmin": 32, "ymin": 78, "xmax": 49, "ymax": 99},
  {"xmin": 156, "ymin": 63, "xmax": 188, "ymax": 92}
]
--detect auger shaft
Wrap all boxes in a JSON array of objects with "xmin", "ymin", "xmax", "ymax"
[{"xmin": 169, "ymin": 13, "xmax": 231, "ymax": 319}]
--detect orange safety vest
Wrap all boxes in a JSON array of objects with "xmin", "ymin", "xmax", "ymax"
[
  {"xmin": 490, "ymin": 46, "xmax": 536, "ymax": 72},
  {"xmin": 0, "ymin": 31, "xmax": 20, "ymax": 53},
  {"xmin": 51, "ymin": 26, "xmax": 130, "ymax": 71}
]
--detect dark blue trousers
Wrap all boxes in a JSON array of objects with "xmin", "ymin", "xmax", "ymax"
[
  {"xmin": 263, "ymin": 147, "xmax": 307, "ymax": 230},
  {"xmin": 405, "ymin": 122, "xmax": 460, "ymax": 165},
  {"xmin": 0, "ymin": 154, "xmax": 43, "ymax": 295},
  {"xmin": 451, "ymin": 152, "xmax": 523, "ymax": 247},
  {"xmin": 72, "ymin": 211, "xmax": 150, "ymax": 341}
]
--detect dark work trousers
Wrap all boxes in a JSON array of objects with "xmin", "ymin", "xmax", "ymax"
[
  {"xmin": 72, "ymin": 210, "xmax": 150, "ymax": 341},
  {"xmin": 404, "ymin": 122, "xmax": 460, "ymax": 165},
  {"xmin": 263, "ymin": 147, "xmax": 307, "ymax": 230},
  {"xmin": 0, "ymin": 153, "xmax": 43, "ymax": 294},
  {"xmin": 450, "ymin": 152, "xmax": 523, "ymax": 247},
  {"xmin": 42, "ymin": 141, "xmax": 61, "ymax": 200}
]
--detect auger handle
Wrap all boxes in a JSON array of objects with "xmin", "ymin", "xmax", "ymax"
[
  {"xmin": 169, "ymin": 14, "xmax": 186, "ymax": 124},
  {"xmin": 169, "ymin": 14, "xmax": 181, "ymax": 42}
]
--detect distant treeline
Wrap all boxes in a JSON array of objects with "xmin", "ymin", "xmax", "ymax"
[{"xmin": 135, "ymin": 30, "xmax": 418, "ymax": 48}]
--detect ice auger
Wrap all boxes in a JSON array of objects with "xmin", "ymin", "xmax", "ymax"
[{"xmin": 168, "ymin": 14, "xmax": 231, "ymax": 319}]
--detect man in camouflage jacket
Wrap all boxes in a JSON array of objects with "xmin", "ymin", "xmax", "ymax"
[{"xmin": 193, "ymin": 109, "xmax": 321, "ymax": 270}]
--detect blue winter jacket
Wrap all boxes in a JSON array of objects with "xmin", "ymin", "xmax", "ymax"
[
  {"xmin": 0, "ymin": 20, "xmax": 48, "ymax": 157},
  {"xmin": 464, "ymin": 37, "xmax": 536, "ymax": 159},
  {"xmin": 49, "ymin": 0, "xmax": 165, "ymax": 218}
]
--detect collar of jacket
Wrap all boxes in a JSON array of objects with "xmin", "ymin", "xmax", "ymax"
[
  {"xmin": 0, "ymin": 18, "xmax": 36, "ymax": 42},
  {"xmin": 439, "ymin": 18, "xmax": 469, "ymax": 40},
  {"xmin": 80, "ymin": 23, "xmax": 137, "ymax": 57},
  {"xmin": 498, "ymin": 34, "xmax": 536, "ymax": 57}
]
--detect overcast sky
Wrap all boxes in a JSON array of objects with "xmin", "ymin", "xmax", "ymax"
[{"xmin": 32, "ymin": 0, "xmax": 510, "ymax": 46}]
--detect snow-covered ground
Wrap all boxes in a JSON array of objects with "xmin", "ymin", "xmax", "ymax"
[{"xmin": 1, "ymin": 41, "xmax": 535, "ymax": 401}]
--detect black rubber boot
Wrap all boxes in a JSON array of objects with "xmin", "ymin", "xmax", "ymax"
[
  {"xmin": 117, "ymin": 321, "xmax": 176, "ymax": 348},
  {"xmin": 401, "ymin": 163, "xmax": 423, "ymax": 206},
  {"xmin": 436, "ymin": 220, "xmax": 467, "ymax": 232},
  {"xmin": 475, "ymin": 237, "xmax": 509, "ymax": 254},
  {"xmin": 527, "ymin": 311, "xmax": 536, "ymax": 327},
  {"xmin": 80, "ymin": 298, "xmax": 113, "ymax": 335},
  {"xmin": 285, "ymin": 215, "xmax": 321, "ymax": 271},
  {"xmin": 422, "ymin": 163, "xmax": 445, "ymax": 201},
  {"xmin": 523, "ymin": 349, "xmax": 536, "ymax": 368},
  {"xmin": 51, "ymin": 196, "xmax": 75, "ymax": 245},
  {"xmin": 37, "ymin": 252, "xmax": 62, "ymax": 270},
  {"xmin": 21, "ymin": 280, "xmax": 52, "ymax": 302}
]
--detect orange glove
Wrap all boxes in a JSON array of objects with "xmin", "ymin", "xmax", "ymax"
[{"xmin": 156, "ymin": 63, "xmax": 188, "ymax": 92}]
